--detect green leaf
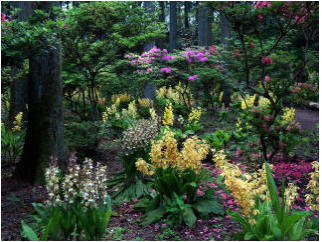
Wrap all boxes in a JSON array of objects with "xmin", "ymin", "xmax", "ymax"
[
  {"xmin": 6, "ymin": 194, "xmax": 20, "ymax": 202},
  {"xmin": 142, "ymin": 207, "xmax": 166, "ymax": 225},
  {"xmin": 21, "ymin": 221, "xmax": 39, "ymax": 241},
  {"xmin": 193, "ymin": 199, "xmax": 224, "ymax": 215},
  {"xmin": 182, "ymin": 207, "xmax": 196, "ymax": 227},
  {"xmin": 265, "ymin": 163, "xmax": 282, "ymax": 223}
]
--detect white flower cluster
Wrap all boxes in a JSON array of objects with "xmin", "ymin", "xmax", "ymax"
[
  {"xmin": 45, "ymin": 156, "xmax": 108, "ymax": 208},
  {"xmin": 121, "ymin": 119, "xmax": 159, "ymax": 154}
]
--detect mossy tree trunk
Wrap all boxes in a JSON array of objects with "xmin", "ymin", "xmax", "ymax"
[{"xmin": 14, "ymin": 46, "xmax": 66, "ymax": 185}]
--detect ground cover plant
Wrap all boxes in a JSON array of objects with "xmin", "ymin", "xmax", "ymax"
[{"xmin": 1, "ymin": 1, "xmax": 319, "ymax": 241}]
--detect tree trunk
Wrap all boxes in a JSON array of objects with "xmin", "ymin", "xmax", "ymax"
[
  {"xmin": 198, "ymin": 5, "xmax": 213, "ymax": 46},
  {"xmin": 184, "ymin": 2, "xmax": 191, "ymax": 29},
  {"xmin": 14, "ymin": 46, "xmax": 66, "ymax": 185},
  {"xmin": 8, "ymin": 2, "xmax": 34, "ymax": 123},
  {"xmin": 220, "ymin": 13, "xmax": 232, "ymax": 106},
  {"xmin": 159, "ymin": 1, "xmax": 165, "ymax": 22},
  {"xmin": 143, "ymin": 1, "xmax": 157, "ymax": 99},
  {"xmin": 169, "ymin": 1, "xmax": 177, "ymax": 52}
]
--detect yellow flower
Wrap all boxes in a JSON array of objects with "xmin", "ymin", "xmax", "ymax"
[
  {"xmin": 306, "ymin": 161, "xmax": 319, "ymax": 210},
  {"xmin": 137, "ymin": 130, "xmax": 209, "ymax": 174},
  {"xmin": 11, "ymin": 112, "xmax": 23, "ymax": 132},
  {"xmin": 111, "ymin": 93, "xmax": 131, "ymax": 105},
  {"xmin": 258, "ymin": 97, "xmax": 270, "ymax": 108},
  {"xmin": 188, "ymin": 107, "xmax": 202, "ymax": 123},
  {"xmin": 138, "ymin": 98, "xmax": 153, "ymax": 108},
  {"xmin": 102, "ymin": 111, "xmax": 108, "ymax": 123},
  {"xmin": 281, "ymin": 108, "xmax": 296, "ymax": 124},
  {"xmin": 213, "ymin": 151, "xmax": 269, "ymax": 216},
  {"xmin": 284, "ymin": 183, "xmax": 299, "ymax": 208},
  {"xmin": 149, "ymin": 108, "xmax": 158, "ymax": 120},
  {"xmin": 218, "ymin": 91, "xmax": 224, "ymax": 103},
  {"xmin": 162, "ymin": 104, "xmax": 174, "ymax": 126},
  {"xmin": 135, "ymin": 158, "xmax": 155, "ymax": 176},
  {"xmin": 241, "ymin": 94, "xmax": 256, "ymax": 109},
  {"xmin": 127, "ymin": 101, "xmax": 137, "ymax": 118}
]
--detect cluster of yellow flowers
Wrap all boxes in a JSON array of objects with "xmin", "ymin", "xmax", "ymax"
[
  {"xmin": 281, "ymin": 107, "xmax": 296, "ymax": 124},
  {"xmin": 136, "ymin": 130, "xmax": 209, "ymax": 176},
  {"xmin": 305, "ymin": 161, "xmax": 319, "ymax": 211},
  {"xmin": 12, "ymin": 112, "xmax": 23, "ymax": 132},
  {"xmin": 121, "ymin": 100, "xmax": 137, "ymax": 118},
  {"xmin": 284, "ymin": 183, "xmax": 299, "ymax": 208},
  {"xmin": 102, "ymin": 104, "xmax": 117, "ymax": 123},
  {"xmin": 162, "ymin": 104, "xmax": 174, "ymax": 126},
  {"xmin": 149, "ymin": 108, "xmax": 158, "ymax": 120},
  {"xmin": 188, "ymin": 107, "xmax": 202, "ymax": 123},
  {"xmin": 156, "ymin": 83, "xmax": 193, "ymax": 106},
  {"xmin": 135, "ymin": 158, "xmax": 155, "ymax": 176},
  {"xmin": 218, "ymin": 91, "xmax": 224, "ymax": 103},
  {"xmin": 111, "ymin": 93, "xmax": 131, "ymax": 106},
  {"xmin": 102, "ymin": 101, "xmax": 138, "ymax": 122},
  {"xmin": 213, "ymin": 150, "xmax": 268, "ymax": 217},
  {"xmin": 241, "ymin": 94, "xmax": 257, "ymax": 109},
  {"xmin": 138, "ymin": 98, "xmax": 153, "ymax": 108}
]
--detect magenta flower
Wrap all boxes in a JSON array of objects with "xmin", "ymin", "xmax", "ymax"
[
  {"xmin": 197, "ymin": 56, "xmax": 208, "ymax": 62},
  {"xmin": 160, "ymin": 67, "xmax": 172, "ymax": 73},
  {"xmin": 161, "ymin": 55, "xmax": 174, "ymax": 61},
  {"xmin": 264, "ymin": 75, "xmax": 271, "ymax": 81},
  {"xmin": 261, "ymin": 56, "xmax": 273, "ymax": 65},
  {"xmin": 253, "ymin": 1, "xmax": 272, "ymax": 9},
  {"xmin": 258, "ymin": 15, "xmax": 264, "ymax": 20},
  {"xmin": 1, "ymin": 13, "xmax": 8, "ymax": 22},
  {"xmin": 188, "ymin": 74, "xmax": 199, "ymax": 81},
  {"xmin": 185, "ymin": 57, "xmax": 193, "ymax": 63}
]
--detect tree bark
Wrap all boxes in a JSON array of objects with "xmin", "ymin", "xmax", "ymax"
[
  {"xmin": 14, "ymin": 46, "xmax": 66, "ymax": 185},
  {"xmin": 8, "ymin": 1, "xmax": 34, "ymax": 123},
  {"xmin": 169, "ymin": 1, "xmax": 177, "ymax": 52},
  {"xmin": 198, "ymin": 5, "xmax": 213, "ymax": 46},
  {"xmin": 220, "ymin": 13, "xmax": 232, "ymax": 106},
  {"xmin": 184, "ymin": 1, "xmax": 191, "ymax": 29}
]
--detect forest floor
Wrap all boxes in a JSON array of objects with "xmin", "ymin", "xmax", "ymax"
[{"xmin": 1, "ymin": 108, "xmax": 319, "ymax": 241}]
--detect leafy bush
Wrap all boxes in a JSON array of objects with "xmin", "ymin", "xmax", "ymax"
[
  {"xmin": 64, "ymin": 121, "xmax": 101, "ymax": 158},
  {"xmin": 203, "ymin": 130, "xmax": 231, "ymax": 149},
  {"xmin": 1, "ymin": 112, "xmax": 25, "ymax": 163}
]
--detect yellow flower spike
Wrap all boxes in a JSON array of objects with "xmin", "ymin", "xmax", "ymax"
[
  {"xmin": 162, "ymin": 104, "xmax": 174, "ymax": 126},
  {"xmin": 281, "ymin": 107, "xmax": 296, "ymax": 124},
  {"xmin": 241, "ymin": 94, "xmax": 256, "ymax": 109},
  {"xmin": 138, "ymin": 98, "xmax": 153, "ymax": 108},
  {"xmin": 11, "ymin": 112, "xmax": 23, "ymax": 132},
  {"xmin": 306, "ymin": 161, "xmax": 319, "ymax": 210},
  {"xmin": 188, "ymin": 107, "xmax": 202, "ymax": 123}
]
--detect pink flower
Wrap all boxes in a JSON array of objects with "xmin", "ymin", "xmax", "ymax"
[
  {"xmin": 258, "ymin": 15, "xmax": 264, "ymax": 20},
  {"xmin": 1, "ymin": 13, "xmax": 8, "ymax": 22},
  {"xmin": 261, "ymin": 56, "xmax": 273, "ymax": 65},
  {"xmin": 197, "ymin": 56, "xmax": 208, "ymax": 62},
  {"xmin": 188, "ymin": 74, "xmax": 199, "ymax": 81},
  {"xmin": 185, "ymin": 57, "xmax": 193, "ymax": 63},
  {"xmin": 161, "ymin": 55, "xmax": 174, "ymax": 61},
  {"xmin": 249, "ymin": 43, "xmax": 256, "ymax": 48},
  {"xmin": 253, "ymin": 1, "xmax": 272, "ymax": 9},
  {"xmin": 160, "ymin": 67, "xmax": 172, "ymax": 73},
  {"xmin": 264, "ymin": 75, "xmax": 271, "ymax": 81},
  {"xmin": 196, "ymin": 188, "xmax": 205, "ymax": 196}
]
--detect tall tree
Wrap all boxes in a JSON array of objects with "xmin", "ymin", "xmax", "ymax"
[
  {"xmin": 8, "ymin": 2, "xmax": 34, "ymax": 124},
  {"xmin": 14, "ymin": 2, "xmax": 66, "ymax": 185},
  {"xmin": 143, "ymin": 1, "xmax": 157, "ymax": 99},
  {"xmin": 184, "ymin": 1, "xmax": 191, "ymax": 30},
  {"xmin": 220, "ymin": 12, "xmax": 232, "ymax": 106},
  {"xmin": 169, "ymin": 1, "xmax": 177, "ymax": 51},
  {"xmin": 198, "ymin": 5, "xmax": 213, "ymax": 46}
]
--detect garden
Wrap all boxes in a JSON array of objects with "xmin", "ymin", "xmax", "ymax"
[{"xmin": 1, "ymin": 1, "xmax": 319, "ymax": 241}]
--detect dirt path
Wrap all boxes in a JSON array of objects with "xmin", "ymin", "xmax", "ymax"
[{"xmin": 296, "ymin": 108, "xmax": 319, "ymax": 130}]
